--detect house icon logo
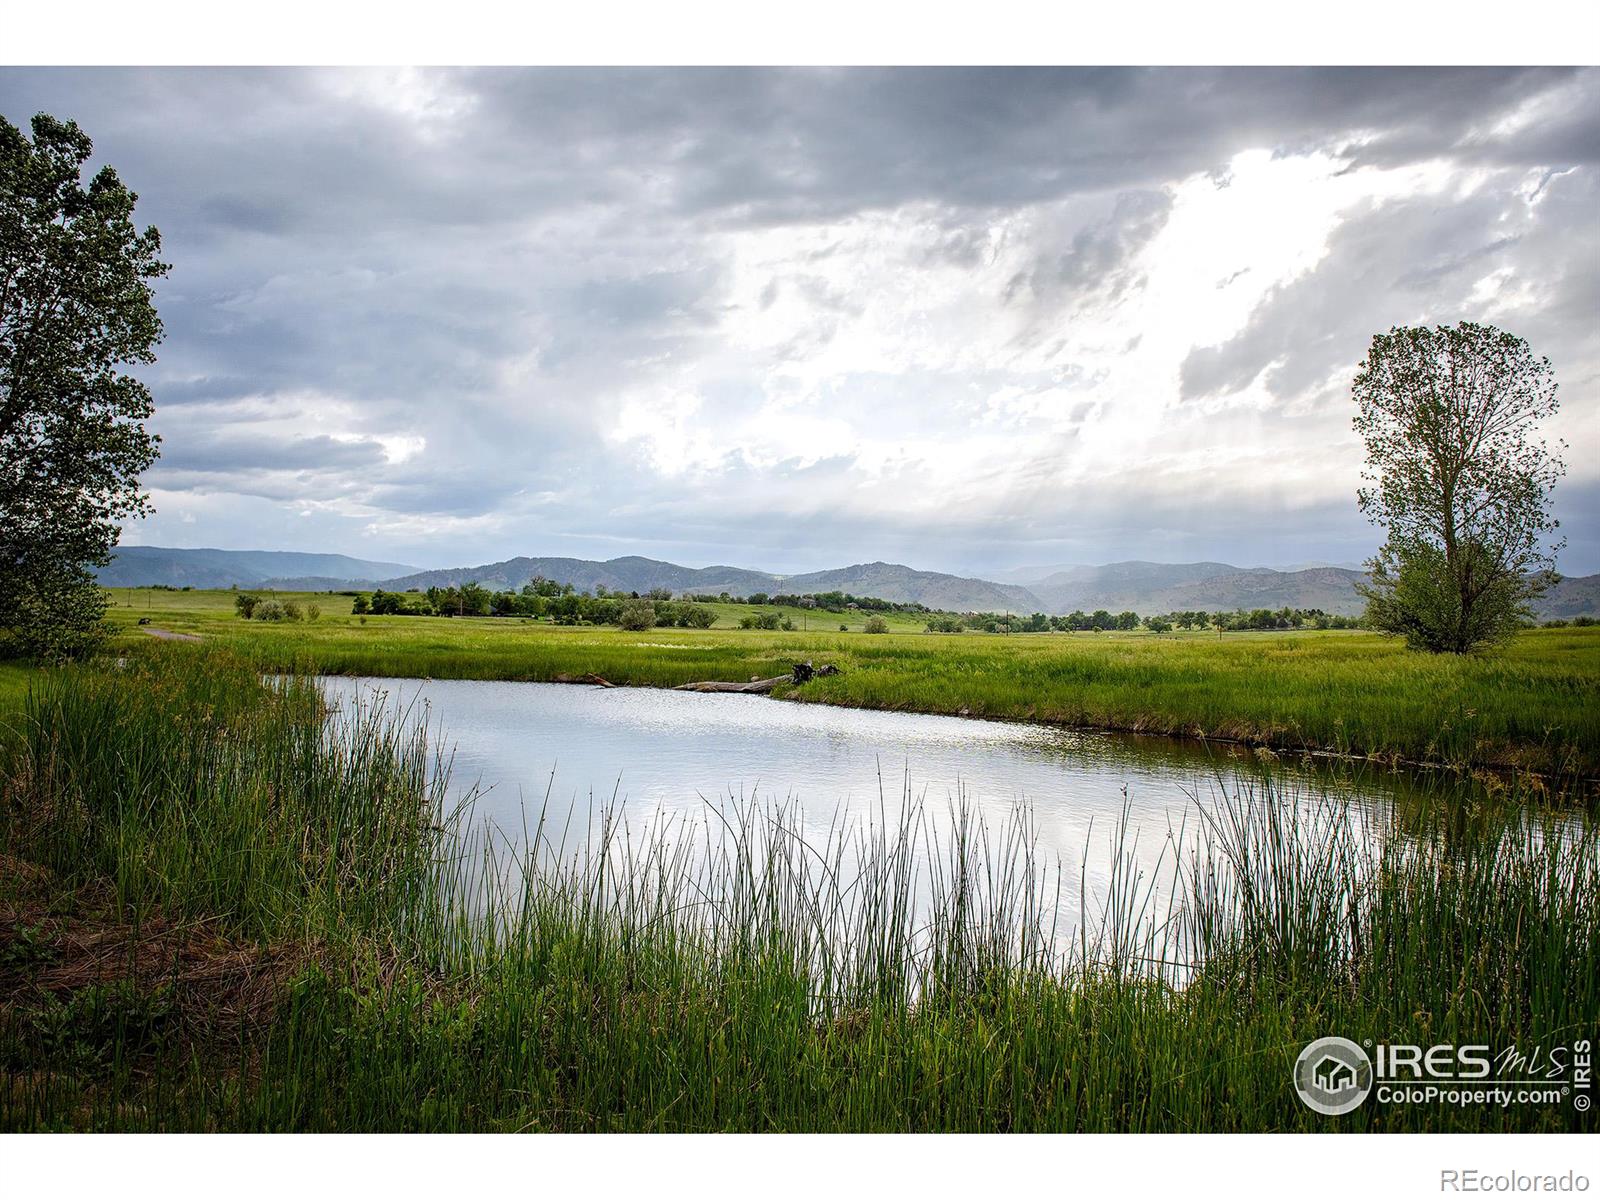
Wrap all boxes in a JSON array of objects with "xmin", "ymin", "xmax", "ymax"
[
  {"xmin": 1314, "ymin": 1056, "xmax": 1355, "ymax": 1092},
  {"xmin": 1294, "ymin": 1037, "xmax": 1373, "ymax": 1115}
]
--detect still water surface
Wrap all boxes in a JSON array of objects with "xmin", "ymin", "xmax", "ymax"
[{"xmin": 318, "ymin": 676, "xmax": 1426, "ymax": 941}]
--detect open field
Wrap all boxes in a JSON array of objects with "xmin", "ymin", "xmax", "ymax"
[
  {"xmin": 2, "ymin": 649, "xmax": 1594, "ymax": 1132},
  {"xmin": 87, "ymin": 588, "xmax": 1600, "ymax": 778}
]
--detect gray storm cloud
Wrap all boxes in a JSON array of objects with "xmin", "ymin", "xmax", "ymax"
[{"xmin": 1, "ymin": 66, "xmax": 1594, "ymax": 574}]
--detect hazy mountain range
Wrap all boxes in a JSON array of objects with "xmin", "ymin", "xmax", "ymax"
[
  {"xmin": 95, "ymin": 546, "xmax": 418, "ymax": 590},
  {"xmin": 99, "ymin": 546, "xmax": 1599, "ymax": 619},
  {"xmin": 369, "ymin": 556, "xmax": 1042, "ymax": 613},
  {"xmin": 1024, "ymin": 562, "xmax": 1373, "ymax": 616}
]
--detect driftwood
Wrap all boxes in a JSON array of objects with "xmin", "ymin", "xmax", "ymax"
[
  {"xmin": 674, "ymin": 662, "xmax": 842, "ymax": 694},
  {"xmin": 674, "ymin": 675, "xmax": 789, "ymax": 694},
  {"xmin": 551, "ymin": 672, "xmax": 616, "ymax": 687}
]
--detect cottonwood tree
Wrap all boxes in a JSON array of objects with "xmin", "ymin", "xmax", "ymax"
[
  {"xmin": 1, "ymin": 113, "xmax": 166, "ymax": 658},
  {"xmin": 1353, "ymin": 322, "xmax": 1565, "ymax": 653}
]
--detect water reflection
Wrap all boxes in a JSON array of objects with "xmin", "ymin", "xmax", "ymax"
[
  {"xmin": 318, "ymin": 675, "xmax": 1430, "ymax": 824},
  {"xmin": 326, "ymin": 678, "xmax": 1456, "ymax": 935}
]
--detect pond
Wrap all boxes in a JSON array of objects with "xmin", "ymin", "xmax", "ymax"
[{"xmin": 317, "ymin": 676, "xmax": 1439, "ymax": 951}]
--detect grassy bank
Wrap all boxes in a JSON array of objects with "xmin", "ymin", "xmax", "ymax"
[
  {"xmin": 0, "ymin": 664, "xmax": 30, "ymax": 716},
  {"xmin": 97, "ymin": 587, "xmax": 1600, "ymax": 776},
  {"xmin": 2, "ymin": 649, "xmax": 1595, "ymax": 1131}
]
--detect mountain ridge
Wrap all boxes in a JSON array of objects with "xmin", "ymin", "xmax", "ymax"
[
  {"xmin": 97, "ymin": 546, "xmax": 1599, "ymax": 619},
  {"xmin": 1025, "ymin": 561, "xmax": 1368, "ymax": 616},
  {"xmin": 95, "ymin": 546, "xmax": 420, "ymax": 589}
]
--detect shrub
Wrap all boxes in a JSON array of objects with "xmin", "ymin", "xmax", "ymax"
[
  {"xmin": 234, "ymin": 593, "xmax": 259, "ymax": 620},
  {"xmin": 280, "ymin": 600, "xmax": 302, "ymax": 622},
  {"xmin": 677, "ymin": 604, "xmax": 716, "ymax": 629},
  {"xmin": 305, "ymin": 604, "xmax": 320, "ymax": 622},
  {"xmin": 864, "ymin": 616, "xmax": 889, "ymax": 634},
  {"xmin": 252, "ymin": 600, "xmax": 286, "ymax": 622},
  {"xmin": 618, "ymin": 599, "xmax": 656, "ymax": 631}
]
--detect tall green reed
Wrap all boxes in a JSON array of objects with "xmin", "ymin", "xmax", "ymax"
[{"xmin": 1, "ymin": 647, "xmax": 451, "ymax": 941}]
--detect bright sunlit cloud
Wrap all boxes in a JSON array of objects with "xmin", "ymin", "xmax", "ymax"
[{"xmin": 2, "ymin": 66, "xmax": 1594, "ymax": 573}]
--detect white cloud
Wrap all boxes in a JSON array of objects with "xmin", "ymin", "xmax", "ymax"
[
  {"xmin": 4, "ymin": 66, "xmax": 1590, "ymax": 572},
  {"xmin": 603, "ymin": 145, "xmax": 1556, "ymax": 545}
]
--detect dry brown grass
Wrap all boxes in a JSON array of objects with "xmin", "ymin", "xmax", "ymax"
[{"xmin": 1, "ymin": 854, "xmax": 313, "ymax": 1052}]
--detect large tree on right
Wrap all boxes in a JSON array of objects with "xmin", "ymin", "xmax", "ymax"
[{"xmin": 1353, "ymin": 322, "xmax": 1565, "ymax": 653}]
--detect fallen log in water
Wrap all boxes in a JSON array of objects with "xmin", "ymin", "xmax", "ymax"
[
  {"xmin": 674, "ymin": 662, "xmax": 843, "ymax": 694},
  {"xmin": 551, "ymin": 672, "xmax": 616, "ymax": 687},
  {"xmin": 673, "ymin": 675, "xmax": 789, "ymax": 694}
]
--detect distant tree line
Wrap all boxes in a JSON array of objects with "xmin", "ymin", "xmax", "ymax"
[
  {"xmin": 345, "ymin": 580, "xmax": 716, "ymax": 630},
  {"xmin": 234, "ymin": 593, "xmax": 319, "ymax": 622},
  {"xmin": 230, "ymin": 578, "xmax": 1600, "ymax": 635},
  {"xmin": 924, "ymin": 606, "xmax": 1366, "ymax": 634},
  {"xmin": 337, "ymin": 577, "xmax": 938, "ymax": 631},
  {"xmin": 682, "ymin": 589, "xmax": 927, "ymax": 614},
  {"xmin": 1162, "ymin": 607, "xmax": 1364, "ymax": 632},
  {"xmin": 327, "ymin": 576, "xmax": 1389, "ymax": 636}
]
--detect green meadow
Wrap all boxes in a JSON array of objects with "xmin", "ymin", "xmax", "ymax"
[{"xmin": 94, "ymin": 587, "xmax": 1600, "ymax": 778}]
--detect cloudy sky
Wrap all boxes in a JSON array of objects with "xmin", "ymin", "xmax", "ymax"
[{"xmin": 3, "ymin": 67, "xmax": 1596, "ymax": 576}]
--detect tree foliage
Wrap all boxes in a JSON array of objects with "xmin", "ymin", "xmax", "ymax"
[
  {"xmin": 1, "ymin": 113, "xmax": 166, "ymax": 658},
  {"xmin": 618, "ymin": 599, "xmax": 656, "ymax": 631},
  {"xmin": 1352, "ymin": 322, "xmax": 1564, "ymax": 653}
]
